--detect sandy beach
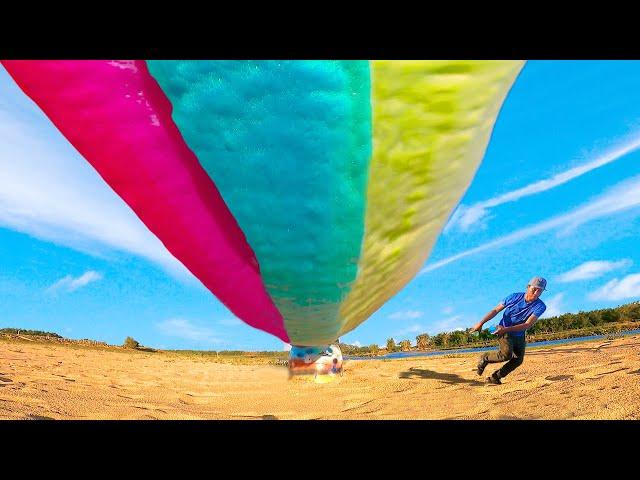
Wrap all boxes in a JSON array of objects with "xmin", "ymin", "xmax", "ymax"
[{"xmin": 1, "ymin": 334, "xmax": 639, "ymax": 420}]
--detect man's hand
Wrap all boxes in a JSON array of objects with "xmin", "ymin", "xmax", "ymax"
[
  {"xmin": 494, "ymin": 325, "xmax": 506, "ymax": 336},
  {"xmin": 471, "ymin": 303, "xmax": 505, "ymax": 333},
  {"xmin": 470, "ymin": 322, "xmax": 484, "ymax": 333}
]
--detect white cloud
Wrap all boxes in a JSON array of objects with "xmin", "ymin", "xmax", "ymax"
[
  {"xmin": 155, "ymin": 318, "xmax": 223, "ymax": 344},
  {"xmin": 46, "ymin": 270, "xmax": 102, "ymax": 294},
  {"xmin": 388, "ymin": 310, "xmax": 424, "ymax": 321},
  {"xmin": 351, "ymin": 341, "xmax": 362, "ymax": 348},
  {"xmin": 541, "ymin": 293, "xmax": 565, "ymax": 318},
  {"xmin": 0, "ymin": 66, "xmax": 193, "ymax": 281},
  {"xmin": 589, "ymin": 274, "xmax": 640, "ymax": 301},
  {"xmin": 429, "ymin": 315, "xmax": 466, "ymax": 334},
  {"xmin": 445, "ymin": 133, "xmax": 640, "ymax": 233},
  {"xmin": 441, "ymin": 306, "xmax": 454, "ymax": 315},
  {"xmin": 422, "ymin": 175, "xmax": 640, "ymax": 274},
  {"xmin": 217, "ymin": 318, "xmax": 243, "ymax": 327},
  {"xmin": 394, "ymin": 324, "xmax": 426, "ymax": 338},
  {"xmin": 444, "ymin": 204, "xmax": 492, "ymax": 233},
  {"xmin": 557, "ymin": 260, "xmax": 632, "ymax": 283}
]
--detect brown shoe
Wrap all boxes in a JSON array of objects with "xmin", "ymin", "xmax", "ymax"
[{"xmin": 487, "ymin": 373, "xmax": 502, "ymax": 385}]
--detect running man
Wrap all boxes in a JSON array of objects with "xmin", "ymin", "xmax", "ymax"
[{"xmin": 470, "ymin": 277, "xmax": 547, "ymax": 384}]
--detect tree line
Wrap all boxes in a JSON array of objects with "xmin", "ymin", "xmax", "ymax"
[
  {"xmin": 0, "ymin": 328, "xmax": 62, "ymax": 338},
  {"xmin": 339, "ymin": 301, "xmax": 640, "ymax": 356}
]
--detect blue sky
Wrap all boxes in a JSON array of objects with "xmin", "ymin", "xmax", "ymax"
[{"xmin": 2, "ymin": 60, "xmax": 640, "ymax": 351}]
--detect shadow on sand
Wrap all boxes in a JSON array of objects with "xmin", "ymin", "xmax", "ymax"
[
  {"xmin": 399, "ymin": 367, "xmax": 485, "ymax": 386},
  {"xmin": 231, "ymin": 414, "xmax": 279, "ymax": 420}
]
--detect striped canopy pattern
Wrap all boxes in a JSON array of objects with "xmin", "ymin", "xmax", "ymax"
[{"xmin": 2, "ymin": 60, "xmax": 524, "ymax": 346}]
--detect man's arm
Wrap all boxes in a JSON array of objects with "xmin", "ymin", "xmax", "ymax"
[
  {"xmin": 495, "ymin": 314, "xmax": 539, "ymax": 335},
  {"xmin": 471, "ymin": 303, "xmax": 505, "ymax": 332}
]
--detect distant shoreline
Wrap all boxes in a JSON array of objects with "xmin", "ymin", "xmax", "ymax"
[
  {"xmin": 346, "ymin": 328, "xmax": 640, "ymax": 361},
  {"xmin": 2, "ymin": 321, "xmax": 639, "ymax": 361}
]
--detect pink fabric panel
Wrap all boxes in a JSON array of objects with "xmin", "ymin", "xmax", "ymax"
[{"xmin": 2, "ymin": 60, "xmax": 288, "ymax": 342}]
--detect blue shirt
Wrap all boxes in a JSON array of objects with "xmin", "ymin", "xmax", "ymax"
[{"xmin": 498, "ymin": 292, "xmax": 546, "ymax": 337}]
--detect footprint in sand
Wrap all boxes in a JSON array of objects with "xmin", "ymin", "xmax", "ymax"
[
  {"xmin": 594, "ymin": 367, "xmax": 629, "ymax": 377},
  {"xmin": 0, "ymin": 376, "xmax": 13, "ymax": 384},
  {"xmin": 545, "ymin": 375, "xmax": 574, "ymax": 381},
  {"xmin": 342, "ymin": 399, "xmax": 374, "ymax": 412}
]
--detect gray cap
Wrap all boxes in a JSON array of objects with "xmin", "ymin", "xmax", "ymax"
[{"xmin": 528, "ymin": 276, "xmax": 547, "ymax": 291}]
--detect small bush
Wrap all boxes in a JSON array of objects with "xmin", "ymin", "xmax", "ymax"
[{"xmin": 123, "ymin": 336, "xmax": 140, "ymax": 349}]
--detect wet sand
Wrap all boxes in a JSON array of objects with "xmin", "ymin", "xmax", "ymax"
[{"xmin": 1, "ymin": 335, "xmax": 639, "ymax": 419}]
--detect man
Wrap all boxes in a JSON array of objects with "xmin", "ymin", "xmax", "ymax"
[{"xmin": 470, "ymin": 277, "xmax": 547, "ymax": 385}]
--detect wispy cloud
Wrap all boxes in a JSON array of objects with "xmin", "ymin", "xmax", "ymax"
[
  {"xmin": 441, "ymin": 306, "xmax": 454, "ymax": 315},
  {"xmin": 542, "ymin": 293, "xmax": 565, "ymax": 318},
  {"xmin": 394, "ymin": 324, "xmax": 425, "ymax": 338},
  {"xmin": 422, "ymin": 175, "xmax": 640, "ymax": 274},
  {"xmin": 588, "ymin": 274, "xmax": 640, "ymax": 301},
  {"xmin": 155, "ymin": 318, "xmax": 223, "ymax": 344},
  {"xmin": 428, "ymin": 315, "xmax": 466, "ymax": 334},
  {"xmin": 445, "ymin": 134, "xmax": 640, "ymax": 233},
  {"xmin": 558, "ymin": 260, "xmax": 632, "ymax": 283},
  {"xmin": 46, "ymin": 270, "xmax": 102, "ymax": 294},
  {"xmin": 0, "ymin": 67, "xmax": 192, "ymax": 281},
  {"xmin": 388, "ymin": 310, "xmax": 424, "ymax": 321}
]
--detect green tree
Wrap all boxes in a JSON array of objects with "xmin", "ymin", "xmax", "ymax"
[
  {"xmin": 123, "ymin": 336, "xmax": 140, "ymax": 349},
  {"xmin": 448, "ymin": 330, "xmax": 466, "ymax": 346},
  {"xmin": 478, "ymin": 328, "xmax": 493, "ymax": 341},
  {"xmin": 432, "ymin": 332, "xmax": 450, "ymax": 348},
  {"xmin": 601, "ymin": 309, "xmax": 620, "ymax": 323},
  {"xmin": 386, "ymin": 338, "xmax": 397, "ymax": 352},
  {"xmin": 416, "ymin": 334, "xmax": 430, "ymax": 350}
]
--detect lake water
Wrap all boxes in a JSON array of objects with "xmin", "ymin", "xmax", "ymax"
[{"xmin": 345, "ymin": 328, "xmax": 640, "ymax": 361}]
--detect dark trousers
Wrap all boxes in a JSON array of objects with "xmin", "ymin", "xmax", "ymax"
[{"xmin": 480, "ymin": 334, "xmax": 526, "ymax": 378}]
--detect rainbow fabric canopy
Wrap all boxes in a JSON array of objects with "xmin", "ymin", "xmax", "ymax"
[{"xmin": 2, "ymin": 60, "xmax": 524, "ymax": 347}]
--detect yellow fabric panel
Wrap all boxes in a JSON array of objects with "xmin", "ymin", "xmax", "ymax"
[{"xmin": 338, "ymin": 60, "xmax": 524, "ymax": 336}]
